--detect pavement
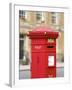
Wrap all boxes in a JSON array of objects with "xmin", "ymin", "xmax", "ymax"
[
  {"xmin": 19, "ymin": 67, "xmax": 64, "ymax": 79},
  {"xmin": 19, "ymin": 63, "xmax": 64, "ymax": 79}
]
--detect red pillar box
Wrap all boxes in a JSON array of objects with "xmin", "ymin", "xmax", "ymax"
[{"xmin": 27, "ymin": 26, "xmax": 59, "ymax": 78}]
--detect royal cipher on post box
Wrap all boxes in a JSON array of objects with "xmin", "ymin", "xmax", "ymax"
[{"xmin": 27, "ymin": 26, "xmax": 59, "ymax": 78}]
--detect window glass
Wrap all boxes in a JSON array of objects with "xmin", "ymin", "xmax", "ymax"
[
  {"xmin": 36, "ymin": 11, "xmax": 42, "ymax": 21},
  {"xmin": 19, "ymin": 10, "xmax": 26, "ymax": 20},
  {"xmin": 36, "ymin": 11, "xmax": 45, "ymax": 23},
  {"xmin": 19, "ymin": 34, "xmax": 29, "ymax": 65},
  {"xmin": 51, "ymin": 12, "xmax": 56, "ymax": 24}
]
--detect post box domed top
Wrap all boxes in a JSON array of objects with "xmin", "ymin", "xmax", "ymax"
[
  {"xmin": 33, "ymin": 26, "xmax": 54, "ymax": 32},
  {"xmin": 27, "ymin": 26, "xmax": 59, "ymax": 39}
]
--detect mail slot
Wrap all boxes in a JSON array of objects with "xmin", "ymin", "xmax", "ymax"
[
  {"xmin": 47, "ymin": 46, "xmax": 54, "ymax": 48},
  {"xmin": 27, "ymin": 26, "xmax": 59, "ymax": 78}
]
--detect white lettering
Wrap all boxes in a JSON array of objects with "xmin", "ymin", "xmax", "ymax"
[{"xmin": 35, "ymin": 46, "xmax": 42, "ymax": 49}]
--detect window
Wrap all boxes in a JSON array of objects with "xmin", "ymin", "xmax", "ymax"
[
  {"xmin": 36, "ymin": 11, "xmax": 42, "ymax": 20},
  {"xmin": 52, "ymin": 16, "xmax": 56, "ymax": 24},
  {"xmin": 19, "ymin": 10, "xmax": 27, "ymax": 20},
  {"xmin": 51, "ymin": 12, "xmax": 56, "ymax": 24},
  {"xmin": 19, "ymin": 40, "xmax": 24, "ymax": 59},
  {"xmin": 51, "ymin": 12, "xmax": 59, "ymax": 25},
  {"xmin": 36, "ymin": 11, "xmax": 44, "ymax": 23},
  {"xmin": 19, "ymin": 34, "xmax": 24, "ymax": 60},
  {"xmin": 19, "ymin": 34, "xmax": 29, "ymax": 65}
]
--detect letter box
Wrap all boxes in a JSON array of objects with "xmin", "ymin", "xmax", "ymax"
[{"xmin": 27, "ymin": 26, "xmax": 59, "ymax": 78}]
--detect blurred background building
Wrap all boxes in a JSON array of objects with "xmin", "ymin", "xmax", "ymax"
[{"xmin": 19, "ymin": 10, "xmax": 64, "ymax": 67}]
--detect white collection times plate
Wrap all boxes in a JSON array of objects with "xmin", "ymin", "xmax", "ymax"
[{"xmin": 48, "ymin": 56, "xmax": 54, "ymax": 66}]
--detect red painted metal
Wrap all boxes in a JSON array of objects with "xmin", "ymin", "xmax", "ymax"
[{"xmin": 27, "ymin": 26, "xmax": 59, "ymax": 78}]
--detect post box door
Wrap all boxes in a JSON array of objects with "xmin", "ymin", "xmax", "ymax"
[
  {"xmin": 38, "ymin": 52, "xmax": 46, "ymax": 78},
  {"xmin": 31, "ymin": 52, "xmax": 38, "ymax": 78},
  {"xmin": 31, "ymin": 52, "xmax": 46, "ymax": 78}
]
